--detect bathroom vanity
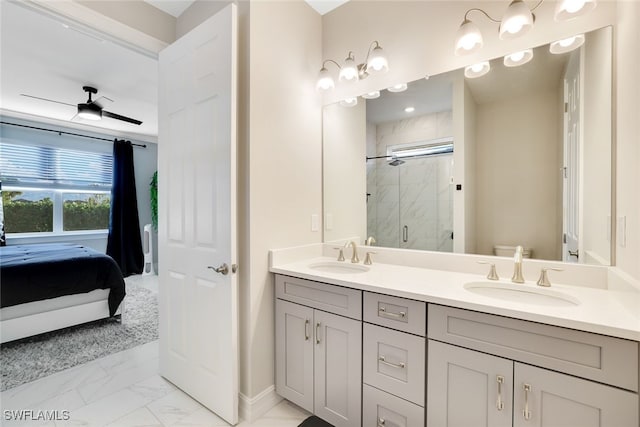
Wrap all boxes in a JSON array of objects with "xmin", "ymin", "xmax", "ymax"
[{"xmin": 271, "ymin": 251, "xmax": 640, "ymax": 427}]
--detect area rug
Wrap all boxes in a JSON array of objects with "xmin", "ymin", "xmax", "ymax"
[
  {"xmin": 0, "ymin": 286, "xmax": 158, "ymax": 391},
  {"xmin": 298, "ymin": 416, "xmax": 334, "ymax": 427}
]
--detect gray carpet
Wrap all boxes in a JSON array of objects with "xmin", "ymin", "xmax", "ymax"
[{"xmin": 0, "ymin": 285, "xmax": 158, "ymax": 391}]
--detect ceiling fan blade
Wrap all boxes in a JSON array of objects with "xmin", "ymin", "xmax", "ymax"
[
  {"xmin": 102, "ymin": 110, "xmax": 142, "ymax": 125},
  {"xmin": 20, "ymin": 94, "xmax": 75, "ymax": 107}
]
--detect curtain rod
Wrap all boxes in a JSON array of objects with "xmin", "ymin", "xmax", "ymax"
[{"xmin": 0, "ymin": 121, "xmax": 147, "ymax": 148}]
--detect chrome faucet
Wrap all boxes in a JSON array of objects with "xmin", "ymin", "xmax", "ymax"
[
  {"xmin": 345, "ymin": 241, "xmax": 360, "ymax": 263},
  {"xmin": 511, "ymin": 245, "xmax": 525, "ymax": 283}
]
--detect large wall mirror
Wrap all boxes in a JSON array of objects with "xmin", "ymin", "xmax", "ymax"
[{"xmin": 323, "ymin": 26, "xmax": 613, "ymax": 265}]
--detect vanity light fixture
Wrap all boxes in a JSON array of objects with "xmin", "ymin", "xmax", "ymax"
[
  {"xmin": 404, "ymin": 106, "xmax": 415, "ymax": 113},
  {"xmin": 549, "ymin": 34, "xmax": 585, "ymax": 54},
  {"xmin": 339, "ymin": 97, "xmax": 359, "ymax": 107},
  {"xmin": 499, "ymin": 0, "xmax": 535, "ymax": 40},
  {"xmin": 362, "ymin": 91, "xmax": 381, "ymax": 99},
  {"xmin": 464, "ymin": 61, "xmax": 491, "ymax": 78},
  {"xmin": 554, "ymin": 0, "xmax": 597, "ymax": 21},
  {"xmin": 504, "ymin": 48, "xmax": 534, "ymax": 67},
  {"xmin": 316, "ymin": 41, "xmax": 389, "ymax": 92},
  {"xmin": 387, "ymin": 83, "xmax": 408, "ymax": 93},
  {"xmin": 454, "ymin": 1, "xmax": 541, "ymax": 56}
]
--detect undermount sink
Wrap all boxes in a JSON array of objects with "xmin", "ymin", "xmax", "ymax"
[
  {"xmin": 308, "ymin": 261, "xmax": 370, "ymax": 274},
  {"xmin": 464, "ymin": 281, "xmax": 580, "ymax": 307}
]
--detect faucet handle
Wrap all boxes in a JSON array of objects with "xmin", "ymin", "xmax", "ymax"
[
  {"xmin": 333, "ymin": 247, "xmax": 345, "ymax": 262},
  {"xmin": 364, "ymin": 251, "xmax": 377, "ymax": 265},
  {"xmin": 477, "ymin": 261, "xmax": 499, "ymax": 281},
  {"xmin": 537, "ymin": 268, "xmax": 563, "ymax": 287}
]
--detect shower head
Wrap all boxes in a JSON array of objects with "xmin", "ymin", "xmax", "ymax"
[{"xmin": 388, "ymin": 158, "xmax": 405, "ymax": 166}]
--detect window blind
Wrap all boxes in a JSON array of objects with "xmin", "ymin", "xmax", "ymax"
[{"xmin": 0, "ymin": 142, "xmax": 112, "ymax": 189}]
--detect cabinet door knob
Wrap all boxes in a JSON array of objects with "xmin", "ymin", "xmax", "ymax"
[{"xmin": 377, "ymin": 418, "xmax": 386, "ymax": 427}]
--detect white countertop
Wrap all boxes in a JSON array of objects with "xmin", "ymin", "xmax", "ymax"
[{"xmin": 271, "ymin": 256, "xmax": 640, "ymax": 341}]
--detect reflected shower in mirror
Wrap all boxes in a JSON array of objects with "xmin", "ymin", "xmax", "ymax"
[{"xmin": 322, "ymin": 26, "xmax": 613, "ymax": 266}]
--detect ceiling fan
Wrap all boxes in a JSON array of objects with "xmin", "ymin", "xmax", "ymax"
[{"xmin": 21, "ymin": 86, "xmax": 143, "ymax": 125}]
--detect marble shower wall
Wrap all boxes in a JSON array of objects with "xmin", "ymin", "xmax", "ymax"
[{"xmin": 367, "ymin": 111, "xmax": 454, "ymax": 251}]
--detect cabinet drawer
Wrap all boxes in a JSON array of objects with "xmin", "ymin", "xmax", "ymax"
[
  {"xmin": 428, "ymin": 304, "xmax": 639, "ymax": 392},
  {"xmin": 363, "ymin": 384, "xmax": 424, "ymax": 427},
  {"xmin": 276, "ymin": 275, "xmax": 362, "ymax": 320},
  {"xmin": 363, "ymin": 323, "xmax": 425, "ymax": 406},
  {"xmin": 364, "ymin": 292, "xmax": 426, "ymax": 336}
]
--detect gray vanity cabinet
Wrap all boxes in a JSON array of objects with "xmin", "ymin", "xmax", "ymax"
[
  {"xmin": 427, "ymin": 304, "xmax": 639, "ymax": 427},
  {"xmin": 275, "ymin": 275, "xmax": 362, "ymax": 427}
]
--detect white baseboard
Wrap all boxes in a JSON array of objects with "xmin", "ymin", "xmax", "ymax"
[{"xmin": 238, "ymin": 385, "xmax": 283, "ymax": 423}]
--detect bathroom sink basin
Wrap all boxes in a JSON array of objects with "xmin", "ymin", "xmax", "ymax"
[
  {"xmin": 463, "ymin": 281, "xmax": 579, "ymax": 307},
  {"xmin": 308, "ymin": 262, "xmax": 370, "ymax": 274}
]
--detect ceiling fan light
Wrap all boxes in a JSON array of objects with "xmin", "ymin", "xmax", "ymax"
[
  {"xmin": 464, "ymin": 61, "xmax": 491, "ymax": 78},
  {"xmin": 455, "ymin": 19, "xmax": 483, "ymax": 55},
  {"xmin": 554, "ymin": 0, "xmax": 596, "ymax": 21},
  {"xmin": 77, "ymin": 103, "xmax": 101, "ymax": 121},
  {"xmin": 504, "ymin": 49, "xmax": 534, "ymax": 67},
  {"xmin": 339, "ymin": 55, "xmax": 359, "ymax": 82},
  {"xmin": 550, "ymin": 34, "xmax": 585, "ymax": 54},
  {"xmin": 499, "ymin": 0, "xmax": 534, "ymax": 40},
  {"xmin": 316, "ymin": 67, "xmax": 335, "ymax": 91},
  {"xmin": 367, "ymin": 45, "xmax": 389, "ymax": 73}
]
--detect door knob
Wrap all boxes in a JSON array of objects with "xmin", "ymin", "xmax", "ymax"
[{"xmin": 209, "ymin": 263, "xmax": 229, "ymax": 275}]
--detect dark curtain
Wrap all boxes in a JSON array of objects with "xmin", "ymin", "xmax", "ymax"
[{"xmin": 107, "ymin": 139, "xmax": 143, "ymax": 276}]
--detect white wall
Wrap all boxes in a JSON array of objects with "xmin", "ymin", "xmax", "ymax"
[
  {"xmin": 323, "ymin": 101, "xmax": 367, "ymax": 244},
  {"xmin": 615, "ymin": 1, "xmax": 640, "ymax": 281},
  {"xmin": 247, "ymin": 0, "xmax": 322, "ymax": 399},
  {"xmin": 474, "ymin": 90, "xmax": 561, "ymax": 260},
  {"xmin": 582, "ymin": 28, "xmax": 612, "ymax": 265}
]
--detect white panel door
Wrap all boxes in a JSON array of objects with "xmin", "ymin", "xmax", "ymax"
[
  {"xmin": 158, "ymin": 4, "xmax": 238, "ymax": 424},
  {"xmin": 314, "ymin": 310, "xmax": 362, "ymax": 427},
  {"xmin": 275, "ymin": 299, "xmax": 314, "ymax": 412},
  {"xmin": 427, "ymin": 340, "xmax": 513, "ymax": 427},
  {"xmin": 513, "ymin": 363, "xmax": 639, "ymax": 427},
  {"xmin": 563, "ymin": 51, "xmax": 580, "ymax": 263}
]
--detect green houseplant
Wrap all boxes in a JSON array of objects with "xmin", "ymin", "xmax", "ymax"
[{"xmin": 150, "ymin": 171, "xmax": 158, "ymax": 230}]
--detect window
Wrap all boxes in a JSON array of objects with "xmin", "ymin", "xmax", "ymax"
[{"xmin": 0, "ymin": 141, "xmax": 112, "ymax": 234}]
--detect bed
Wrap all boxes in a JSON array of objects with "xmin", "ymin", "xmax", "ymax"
[{"xmin": 0, "ymin": 243, "xmax": 126, "ymax": 343}]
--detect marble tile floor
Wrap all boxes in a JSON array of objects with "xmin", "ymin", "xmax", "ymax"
[{"xmin": 0, "ymin": 340, "xmax": 309, "ymax": 427}]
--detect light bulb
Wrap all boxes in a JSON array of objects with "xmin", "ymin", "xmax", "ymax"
[
  {"xmin": 565, "ymin": 0, "xmax": 586, "ymax": 13},
  {"xmin": 559, "ymin": 36, "xmax": 576, "ymax": 47},
  {"xmin": 339, "ymin": 97, "xmax": 358, "ymax": 107},
  {"xmin": 387, "ymin": 83, "xmax": 408, "ymax": 93},
  {"xmin": 471, "ymin": 63, "xmax": 485, "ymax": 72},
  {"xmin": 499, "ymin": 0, "xmax": 534, "ymax": 40},
  {"xmin": 464, "ymin": 61, "xmax": 490, "ymax": 78},
  {"xmin": 454, "ymin": 20, "xmax": 483, "ymax": 55},
  {"xmin": 550, "ymin": 34, "xmax": 585, "ymax": 54},
  {"xmin": 316, "ymin": 67, "xmax": 335, "ymax": 91},
  {"xmin": 367, "ymin": 45, "xmax": 389, "ymax": 73},
  {"xmin": 510, "ymin": 51, "xmax": 525, "ymax": 62},
  {"xmin": 504, "ymin": 49, "xmax": 533, "ymax": 67},
  {"xmin": 339, "ymin": 55, "xmax": 359, "ymax": 82},
  {"xmin": 404, "ymin": 107, "xmax": 415, "ymax": 113},
  {"xmin": 362, "ymin": 91, "xmax": 381, "ymax": 100}
]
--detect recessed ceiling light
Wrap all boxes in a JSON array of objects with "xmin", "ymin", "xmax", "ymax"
[
  {"xmin": 388, "ymin": 83, "xmax": 408, "ymax": 93},
  {"xmin": 404, "ymin": 107, "xmax": 415, "ymax": 113}
]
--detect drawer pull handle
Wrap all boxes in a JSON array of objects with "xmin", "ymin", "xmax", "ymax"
[
  {"xmin": 496, "ymin": 375, "xmax": 504, "ymax": 411},
  {"xmin": 378, "ymin": 355, "xmax": 405, "ymax": 369},
  {"xmin": 523, "ymin": 383, "xmax": 532, "ymax": 421},
  {"xmin": 316, "ymin": 322, "xmax": 321, "ymax": 345},
  {"xmin": 304, "ymin": 319, "xmax": 309, "ymax": 341},
  {"xmin": 379, "ymin": 306, "xmax": 406, "ymax": 319},
  {"xmin": 377, "ymin": 417, "xmax": 386, "ymax": 427}
]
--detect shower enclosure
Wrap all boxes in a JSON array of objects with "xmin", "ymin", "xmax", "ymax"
[{"xmin": 367, "ymin": 138, "xmax": 454, "ymax": 252}]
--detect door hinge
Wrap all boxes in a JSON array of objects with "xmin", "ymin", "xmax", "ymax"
[
  {"xmin": 564, "ymin": 102, "xmax": 568, "ymax": 113},
  {"xmin": 563, "ymin": 233, "xmax": 567, "ymax": 244}
]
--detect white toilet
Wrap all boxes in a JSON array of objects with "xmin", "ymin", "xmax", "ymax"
[{"xmin": 493, "ymin": 245, "xmax": 532, "ymax": 258}]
